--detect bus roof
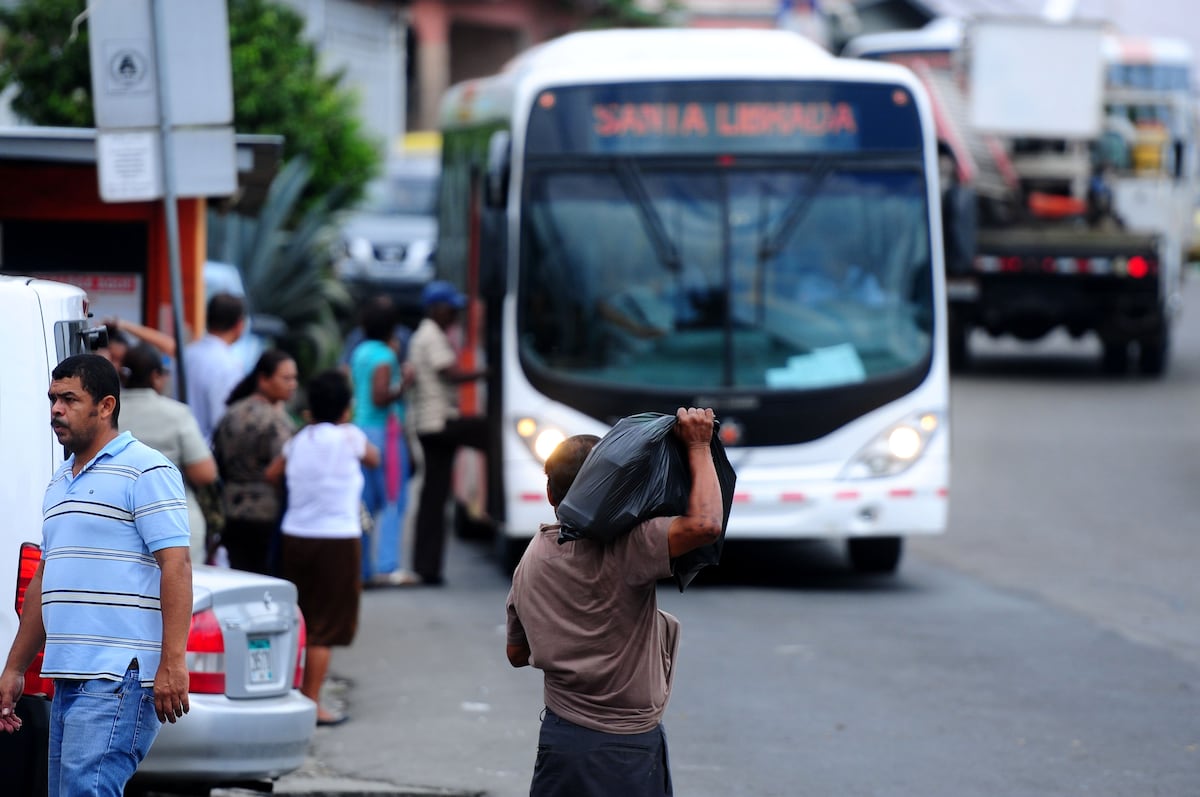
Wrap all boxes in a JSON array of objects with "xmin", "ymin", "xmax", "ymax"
[{"xmin": 440, "ymin": 27, "xmax": 923, "ymax": 129}]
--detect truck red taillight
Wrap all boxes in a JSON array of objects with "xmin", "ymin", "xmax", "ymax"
[
  {"xmin": 185, "ymin": 608, "xmax": 226, "ymax": 694},
  {"xmin": 15, "ymin": 543, "xmax": 53, "ymax": 698},
  {"xmin": 293, "ymin": 608, "xmax": 307, "ymax": 688}
]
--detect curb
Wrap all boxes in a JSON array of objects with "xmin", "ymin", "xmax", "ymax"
[
  {"xmin": 213, "ymin": 776, "xmax": 477, "ymax": 797},
  {"xmin": 208, "ymin": 758, "xmax": 484, "ymax": 797}
]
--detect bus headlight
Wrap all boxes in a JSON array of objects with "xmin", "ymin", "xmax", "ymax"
[
  {"xmin": 840, "ymin": 412, "xmax": 941, "ymax": 479},
  {"xmin": 515, "ymin": 417, "xmax": 567, "ymax": 465}
]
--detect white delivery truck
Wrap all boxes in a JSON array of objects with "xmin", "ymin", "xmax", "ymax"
[
  {"xmin": 846, "ymin": 17, "xmax": 1195, "ymax": 376},
  {"xmin": 0, "ymin": 275, "xmax": 103, "ymax": 795}
]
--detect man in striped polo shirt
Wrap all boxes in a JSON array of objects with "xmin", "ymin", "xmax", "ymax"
[{"xmin": 0, "ymin": 354, "xmax": 192, "ymax": 797}]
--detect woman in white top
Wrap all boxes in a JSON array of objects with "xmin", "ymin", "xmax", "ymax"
[{"xmin": 267, "ymin": 370, "xmax": 379, "ymax": 726}]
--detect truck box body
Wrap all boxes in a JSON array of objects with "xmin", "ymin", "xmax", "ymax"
[{"xmin": 968, "ymin": 17, "xmax": 1107, "ymax": 140}]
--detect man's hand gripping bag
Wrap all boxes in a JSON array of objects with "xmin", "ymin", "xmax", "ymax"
[{"xmin": 556, "ymin": 412, "xmax": 737, "ymax": 590}]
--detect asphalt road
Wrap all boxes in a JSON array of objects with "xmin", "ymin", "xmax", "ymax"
[
  {"xmin": 247, "ymin": 275, "xmax": 1200, "ymax": 797},
  {"xmin": 912, "ymin": 277, "xmax": 1200, "ymax": 669}
]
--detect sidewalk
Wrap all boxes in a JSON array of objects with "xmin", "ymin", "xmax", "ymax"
[{"xmin": 218, "ymin": 533, "xmax": 539, "ymax": 797}]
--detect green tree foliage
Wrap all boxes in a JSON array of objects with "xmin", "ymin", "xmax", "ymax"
[
  {"xmin": 565, "ymin": 0, "xmax": 680, "ymax": 28},
  {"xmin": 0, "ymin": 0, "xmax": 378, "ymax": 213},
  {"xmin": 0, "ymin": 0, "xmax": 93, "ymax": 126},
  {"xmin": 228, "ymin": 0, "xmax": 377, "ymax": 213}
]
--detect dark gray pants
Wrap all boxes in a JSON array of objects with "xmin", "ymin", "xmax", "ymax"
[
  {"xmin": 412, "ymin": 416, "xmax": 488, "ymax": 583},
  {"xmin": 530, "ymin": 708, "xmax": 672, "ymax": 797}
]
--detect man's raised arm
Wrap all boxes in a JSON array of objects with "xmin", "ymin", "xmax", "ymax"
[{"xmin": 667, "ymin": 407, "xmax": 723, "ymax": 558}]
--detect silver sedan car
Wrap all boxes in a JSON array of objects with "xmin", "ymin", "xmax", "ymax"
[{"xmin": 130, "ymin": 565, "xmax": 317, "ymax": 791}]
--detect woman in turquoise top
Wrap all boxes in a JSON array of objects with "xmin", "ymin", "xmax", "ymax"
[{"xmin": 349, "ymin": 297, "xmax": 410, "ymax": 583}]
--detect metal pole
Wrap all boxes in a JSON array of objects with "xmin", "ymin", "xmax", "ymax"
[{"xmin": 150, "ymin": 0, "xmax": 190, "ymax": 402}]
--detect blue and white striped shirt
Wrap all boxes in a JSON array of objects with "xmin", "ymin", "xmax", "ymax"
[{"xmin": 40, "ymin": 431, "xmax": 190, "ymax": 685}]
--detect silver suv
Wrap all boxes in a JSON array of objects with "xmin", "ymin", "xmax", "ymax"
[{"xmin": 334, "ymin": 155, "xmax": 439, "ymax": 320}]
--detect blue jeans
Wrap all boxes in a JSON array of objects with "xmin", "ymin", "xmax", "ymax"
[
  {"xmin": 49, "ymin": 663, "xmax": 160, "ymax": 797},
  {"xmin": 361, "ymin": 424, "xmax": 409, "ymax": 579}
]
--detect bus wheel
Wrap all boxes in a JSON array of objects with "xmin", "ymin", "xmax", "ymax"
[
  {"xmin": 454, "ymin": 501, "xmax": 493, "ymax": 541},
  {"xmin": 847, "ymin": 536, "xmax": 903, "ymax": 574},
  {"xmin": 496, "ymin": 535, "xmax": 529, "ymax": 575}
]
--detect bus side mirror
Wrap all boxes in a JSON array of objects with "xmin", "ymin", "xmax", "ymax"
[{"xmin": 485, "ymin": 130, "xmax": 512, "ymax": 209}]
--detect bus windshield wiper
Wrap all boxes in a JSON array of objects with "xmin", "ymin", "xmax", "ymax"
[
  {"xmin": 757, "ymin": 157, "xmax": 836, "ymax": 263},
  {"xmin": 614, "ymin": 158, "xmax": 682, "ymax": 272}
]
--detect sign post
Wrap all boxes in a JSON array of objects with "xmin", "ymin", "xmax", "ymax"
[
  {"xmin": 88, "ymin": 0, "xmax": 238, "ymax": 399},
  {"xmin": 150, "ymin": 0, "xmax": 189, "ymax": 400}
]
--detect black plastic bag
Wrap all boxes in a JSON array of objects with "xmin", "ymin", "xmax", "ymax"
[{"xmin": 556, "ymin": 412, "xmax": 737, "ymax": 591}]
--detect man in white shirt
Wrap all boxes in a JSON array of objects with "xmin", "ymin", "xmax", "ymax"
[
  {"xmin": 184, "ymin": 293, "xmax": 246, "ymax": 441},
  {"xmin": 406, "ymin": 281, "xmax": 488, "ymax": 585}
]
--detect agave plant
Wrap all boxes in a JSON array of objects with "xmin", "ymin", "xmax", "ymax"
[{"xmin": 208, "ymin": 157, "xmax": 355, "ymax": 378}]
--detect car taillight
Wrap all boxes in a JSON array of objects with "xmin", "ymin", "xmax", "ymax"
[
  {"xmin": 293, "ymin": 608, "xmax": 307, "ymax": 688},
  {"xmin": 186, "ymin": 608, "xmax": 226, "ymax": 694},
  {"xmin": 15, "ymin": 543, "xmax": 53, "ymax": 698},
  {"xmin": 15, "ymin": 543, "xmax": 39, "ymax": 613}
]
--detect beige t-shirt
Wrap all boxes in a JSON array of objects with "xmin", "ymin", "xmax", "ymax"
[
  {"xmin": 505, "ymin": 517, "xmax": 680, "ymax": 734},
  {"xmin": 406, "ymin": 317, "xmax": 459, "ymax": 435},
  {"xmin": 119, "ymin": 387, "xmax": 213, "ymax": 562}
]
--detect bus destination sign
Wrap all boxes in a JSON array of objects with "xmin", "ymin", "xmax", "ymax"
[
  {"xmin": 592, "ymin": 101, "xmax": 859, "ymax": 144},
  {"xmin": 526, "ymin": 82, "xmax": 920, "ymax": 156}
]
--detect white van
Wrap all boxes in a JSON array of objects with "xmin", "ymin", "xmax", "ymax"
[
  {"xmin": 0, "ymin": 275, "xmax": 100, "ymax": 794},
  {"xmin": 0, "ymin": 275, "xmax": 315, "ymax": 796}
]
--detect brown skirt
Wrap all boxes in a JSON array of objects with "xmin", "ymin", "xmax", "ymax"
[{"xmin": 281, "ymin": 535, "xmax": 362, "ymax": 647}]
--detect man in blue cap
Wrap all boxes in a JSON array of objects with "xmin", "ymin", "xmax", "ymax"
[{"xmin": 404, "ymin": 281, "xmax": 489, "ymax": 585}]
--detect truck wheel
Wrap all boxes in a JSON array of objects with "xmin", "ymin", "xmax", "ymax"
[
  {"xmin": 1137, "ymin": 332, "xmax": 1169, "ymax": 377},
  {"xmin": 948, "ymin": 310, "xmax": 970, "ymax": 372},
  {"xmin": 1101, "ymin": 341, "xmax": 1129, "ymax": 374},
  {"xmin": 847, "ymin": 536, "xmax": 903, "ymax": 574}
]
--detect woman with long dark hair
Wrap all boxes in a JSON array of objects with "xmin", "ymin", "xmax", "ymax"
[{"xmin": 212, "ymin": 349, "xmax": 298, "ymax": 574}]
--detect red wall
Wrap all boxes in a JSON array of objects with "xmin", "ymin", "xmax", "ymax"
[{"xmin": 0, "ymin": 161, "xmax": 205, "ymax": 339}]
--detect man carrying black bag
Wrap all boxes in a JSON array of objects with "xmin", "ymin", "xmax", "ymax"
[{"xmin": 504, "ymin": 407, "xmax": 723, "ymax": 797}]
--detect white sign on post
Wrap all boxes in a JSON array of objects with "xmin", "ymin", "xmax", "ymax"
[
  {"xmin": 87, "ymin": 0, "xmax": 236, "ymax": 202},
  {"xmin": 96, "ymin": 130, "xmax": 162, "ymax": 202},
  {"xmin": 102, "ymin": 41, "xmax": 154, "ymax": 97}
]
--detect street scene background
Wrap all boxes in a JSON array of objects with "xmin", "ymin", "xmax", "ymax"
[
  {"xmin": 1, "ymin": 2, "xmax": 1197, "ymax": 796},
  {"xmin": 260, "ymin": 275, "xmax": 1200, "ymax": 796}
]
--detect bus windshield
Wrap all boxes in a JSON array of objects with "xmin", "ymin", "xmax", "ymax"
[
  {"xmin": 519, "ymin": 163, "xmax": 932, "ymax": 391},
  {"xmin": 518, "ymin": 81, "xmax": 932, "ymax": 396}
]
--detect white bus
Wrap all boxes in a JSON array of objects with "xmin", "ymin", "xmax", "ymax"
[{"xmin": 437, "ymin": 28, "xmax": 950, "ymax": 574}]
